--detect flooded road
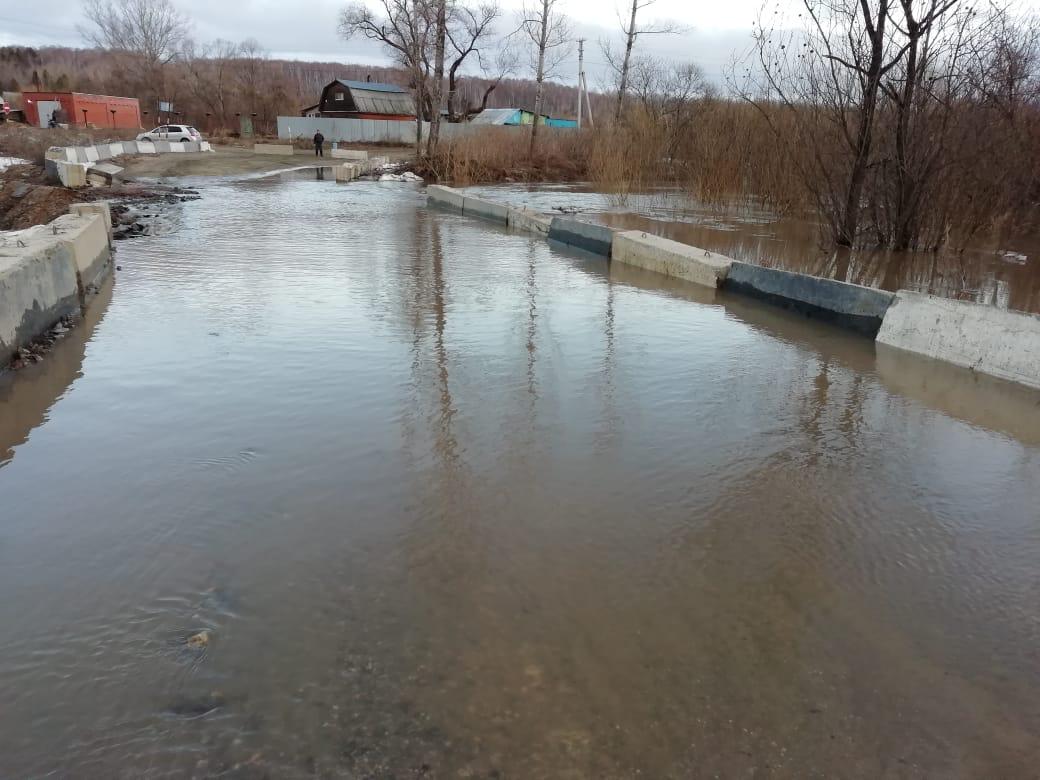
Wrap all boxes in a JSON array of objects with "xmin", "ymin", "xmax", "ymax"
[
  {"xmin": 464, "ymin": 184, "xmax": 1040, "ymax": 316},
  {"xmin": 2, "ymin": 173, "xmax": 1040, "ymax": 777}
]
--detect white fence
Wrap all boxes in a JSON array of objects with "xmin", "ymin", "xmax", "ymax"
[{"xmin": 277, "ymin": 116, "xmax": 514, "ymax": 144}]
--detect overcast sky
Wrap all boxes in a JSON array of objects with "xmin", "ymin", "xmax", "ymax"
[{"xmin": 0, "ymin": 0, "xmax": 770, "ymax": 87}]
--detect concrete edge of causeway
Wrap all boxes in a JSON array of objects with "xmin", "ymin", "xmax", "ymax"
[
  {"xmin": 723, "ymin": 261, "xmax": 895, "ymax": 337},
  {"xmin": 421, "ymin": 184, "xmax": 1040, "ymax": 391},
  {"xmin": 44, "ymin": 140, "xmax": 212, "ymax": 188},
  {"xmin": 547, "ymin": 217, "xmax": 615, "ymax": 257},
  {"xmin": 877, "ymin": 291, "xmax": 1040, "ymax": 390},
  {"xmin": 0, "ymin": 205, "xmax": 113, "ymax": 367},
  {"xmin": 613, "ymin": 231, "xmax": 733, "ymax": 289}
]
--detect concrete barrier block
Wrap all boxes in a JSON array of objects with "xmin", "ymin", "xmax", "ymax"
[
  {"xmin": 613, "ymin": 231, "xmax": 733, "ymax": 288},
  {"xmin": 137, "ymin": 140, "xmax": 157, "ymax": 154},
  {"xmin": 463, "ymin": 195, "xmax": 509, "ymax": 224},
  {"xmin": 200, "ymin": 141, "xmax": 213, "ymax": 152},
  {"xmin": 331, "ymin": 148, "xmax": 368, "ymax": 160},
  {"xmin": 507, "ymin": 207, "xmax": 552, "ymax": 236},
  {"xmin": 56, "ymin": 161, "xmax": 90, "ymax": 188},
  {"xmin": 69, "ymin": 202, "xmax": 113, "ymax": 238},
  {"xmin": 877, "ymin": 291, "xmax": 1040, "ymax": 389},
  {"xmin": 254, "ymin": 143, "xmax": 295, "ymax": 156},
  {"xmin": 86, "ymin": 162, "xmax": 123, "ymax": 186},
  {"xmin": 334, "ymin": 163, "xmax": 361, "ymax": 182},
  {"xmin": 48, "ymin": 214, "xmax": 112, "ymax": 295},
  {"xmin": 427, "ymin": 185, "xmax": 465, "ymax": 212},
  {"xmin": 724, "ymin": 262, "xmax": 895, "ymax": 336},
  {"xmin": 548, "ymin": 217, "xmax": 615, "ymax": 257},
  {"xmin": 168, "ymin": 142, "xmax": 186, "ymax": 153},
  {"xmin": 121, "ymin": 141, "xmax": 138, "ymax": 155},
  {"xmin": 153, "ymin": 141, "xmax": 172, "ymax": 154},
  {"xmin": 84, "ymin": 146, "xmax": 100, "ymax": 163},
  {"xmin": 0, "ymin": 229, "xmax": 81, "ymax": 360},
  {"xmin": 106, "ymin": 143, "xmax": 124, "ymax": 157}
]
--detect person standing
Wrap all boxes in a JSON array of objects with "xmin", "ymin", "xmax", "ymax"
[{"xmin": 313, "ymin": 131, "xmax": 325, "ymax": 157}]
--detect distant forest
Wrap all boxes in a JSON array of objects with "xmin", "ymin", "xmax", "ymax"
[{"xmin": 0, "ymin": 45, "xmax": 607, "ymax": 133}]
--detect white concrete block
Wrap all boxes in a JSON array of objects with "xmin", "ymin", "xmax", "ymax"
[
  {"xmin": 56, "ymin": 161, "xmax": 90, "ymax": 188},
  {"xmin": 107, "ymin": 143, "xmax": 124, "ymax": 157},
  {"xmin": 137, "ymin": 140, "xmax": 157, "ymax": 154},
  {"xmin": 0, "ymin": 226, "xmax": 81, "ymax": 357},
  {"xmin": 69, "ymin": 202, "xmax": 113, "ymax": 237},
  {"xmin": 84, "ymin": 146, "xmax": 100, "ymax": 163},
  {"xmin": 335, "ymin": 163, "xmax": 361, "ymax": 182},
  {"xmin": 331, "ymin": 148, "xmax": 368, "ymax": 160},
  {"xmin": 427, "ymin": 185, "xmax": 465, "ymax": 212},
  {"xmin": 507, "ymin": 207, "xmax": 553, "ymax": 236},
  {"xmin": 877, "ymin": 291, "xmax": 1040, "ymax": 389},
  {"xmin": 613, "ymin": 231, "xmax": 733, "ymax": 288},
  {"xmin": 64, "ymin": 147, "xmax": 78, "ymax": 162},
  {"xmin": 254, "ymin": 143, "xmax": 295, "ymax": 156},
  {"xmin": 168, "ymin": 142, "xmax": 186, "ymax": 153},
  {"xmin": 48, "ymin": 214, "xmax": 111, "ymax": 290},
  {"xmin": 463, "ymin": 195, "xmax": 509, "ymax": 224},
  {"xmin": 200, "ymin": 141, "xmax": 213, "ymax": 152}
]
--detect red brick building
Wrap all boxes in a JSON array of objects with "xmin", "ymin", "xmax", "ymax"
[{"xmin": 23, "ymin": 92, "xmax": 142, "ymax": 129}]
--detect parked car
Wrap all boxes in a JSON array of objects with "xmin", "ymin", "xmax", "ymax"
[{"xmin": 136, "ymin": 124, "xmax": 203, "ymax": 142}]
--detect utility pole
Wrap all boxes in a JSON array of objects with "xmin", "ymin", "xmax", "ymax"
[
  {"xmin": 583, "ymin": 72, "xmax": 594, "ymax": 127},
  {"xmin": 576, "ymin": 38, "xmax": 585, "ymax": 129}
]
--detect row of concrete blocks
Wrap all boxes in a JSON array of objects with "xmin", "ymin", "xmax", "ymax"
[
  {"xmin": 333, "ymin": 156, "xmax": 390, "ymax": 183},
  {"xmin": 46, "ymin": 140, "xmax": 214, "ymax": 189},
  {"xmin": 254, "ymin": 143, "xmax": 369, "ymax": 161},
  {"xmin": 48, "ymin": 140, "xmax": 213, "ymax": 165},
  {"xmin": 0, "ymin": 203, "xmax": 114, "ymax": 365},
  {"xmin": 427, "ymin": 185, "xmax": 553, "ymax": 237},
  {"xmin": 426, "ymin": 184, "xmax": 1040, "ymax": 391}
]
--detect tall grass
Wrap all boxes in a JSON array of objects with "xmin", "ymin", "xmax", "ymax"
[{"xmin": 418, "ymin": 126, "xmax": 590, "ymax": 185}]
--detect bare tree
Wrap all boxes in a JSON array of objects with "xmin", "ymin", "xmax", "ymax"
[
  {"xmin": 603, "ymin": 0, "xmax": 684, "ymax": 121},
  {"xmin": 520, "ymin": 0, "xmax": 572, "ymax": 156},
  {"xmin": 428, "ymin": 0, "xmax": 448, "ymax": 153},
  {"xmin": 181, "ymin": 38, "xmax": 241, "ymax": 130},
  {"xmin": 80, "ymin": 0, "xmax": 190, "ymax": 66},
  {"xmin": 445, "ymin": 2, "xmax": 501, "ymax": 121},
  {"xmin": 340, "ymin": 0, "xmax": 434, "ymax": 154}
]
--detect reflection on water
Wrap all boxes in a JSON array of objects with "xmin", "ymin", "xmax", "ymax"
[
  {"xmin": 464, "ymin": 184, "xmax": 1040, "ymax": 315},
  {"xmin": 1, "ymin": 178, "xmax": 1039, "ymax": 777}
]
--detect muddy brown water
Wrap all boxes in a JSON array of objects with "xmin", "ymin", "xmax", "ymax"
[
  {"xmin": 463, "ymin": 184, "xmax": 1040, "ymax": 315},
  {"xmin": 2, "ymin": 171, "xmax": 1040, "ymax": 777}
]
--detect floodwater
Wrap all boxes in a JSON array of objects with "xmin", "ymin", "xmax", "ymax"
[
  {"xmin": 2, "ymin": 171, "xmax": 1040, "ymax": 778},
  {"xmin": 463, "ymin": 184, "xmax": 1040, "ymax": 315}
]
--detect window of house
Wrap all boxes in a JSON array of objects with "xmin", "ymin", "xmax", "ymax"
[{"xmin": 335, "ymin": 92, "xmax": 345, "ymax": 101}]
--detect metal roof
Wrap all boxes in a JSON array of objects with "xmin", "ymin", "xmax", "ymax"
[
  {"xmin": 336, "ymin": 79, "xmax": 409, "ymax": 94},
  {"xmin": 470, "ymin": 108, "xmax": 523, "ymax": 125},
  {"xmin": 348, "ymin": 88, "xmax": 416, "ymax": 116}
]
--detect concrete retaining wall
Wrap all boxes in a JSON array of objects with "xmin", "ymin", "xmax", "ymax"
[
  {"xmin": 613, "ymin": 231, "xmax": 733, "ymax": 288},
  {"xmin": 548, "ymin": 217, "xmax": 615, "ymax": 257},
  {"xmin": 0, "ymin": 231, "xmax": 81, "ymax": 360},
  {"xmin": 45, "ymin": 140, "xmax": 209, "ymax": 187},
  {"xmin": 463, "ymin": 195, "xmax": 509, "ymax": 224},
  {"xmin": 877, "ymin": 291, "xmax": 1040, "ymax": 389},
  {"xmin": 335, "ymin": 163, "xmax": 362, "ymax": 182},
  {"xmin": 724, "ymin": 262, "xmax": 895, "ymax": 336},
  {"xmin": 0, "ymin": 207, "xmax": 112, "ymax": 362},
  {"xmin": 427, "ymin": 185, "xmax": 466, "ymax": 212},
  {"xmin": 507, "ymin": 207, "xmax": 552, "ymax": 236},
  {"xmin": 254, "ymin": 144, "xmax": 295, "ymax": 156}
]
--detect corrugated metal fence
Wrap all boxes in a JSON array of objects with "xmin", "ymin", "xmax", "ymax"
[{"xmin": 277, "ymin": 116, "xmax": 523, "ymax": 144}]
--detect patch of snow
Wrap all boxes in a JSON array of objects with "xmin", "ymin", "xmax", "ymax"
[
  {"xmin": 378, "ymin": 171, "xmax": 423, "ymax": 183},
  {"xmin": 0, "ymin": 156, "xmax": 31, "ymax": 172}
]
